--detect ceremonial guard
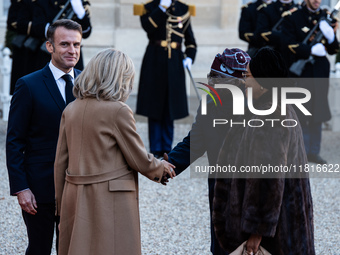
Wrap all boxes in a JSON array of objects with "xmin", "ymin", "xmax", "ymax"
[
  {"xmin": 134, "ymin": 0, "xmax": 197, "ymax": 158},
  {"xmin": 6, "ymin": 0, "xmax": 35, "ymax": 94},
  {"xmin": 7, "ymin": 0, "xmax": 92, "ymax": 94},
  {"xmin": 238, "ymin": 0, "xmax": 272, "ymax": 57},
  {"xmin": 281, "ymin": 0, "xmax": 339, "ymax": 164},
  {"xmin": 5, "ymin": 0, "xmax": 22, "ymax": 52},
  {"xmin": 255, "ymin": 0, "xmax": 296, "ymax": 51}
]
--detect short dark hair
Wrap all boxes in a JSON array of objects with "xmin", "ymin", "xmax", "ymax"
[
  {"xmin": 47, "ymin": 19, "xmax": 82, "ymax": 45},
  {"xmin": 249, "ymin": 47, "xmax": 292, "ymax": 90},
  {"xmin": 249, "ymin": 47, "xmax": 288, "ymax": 78}
]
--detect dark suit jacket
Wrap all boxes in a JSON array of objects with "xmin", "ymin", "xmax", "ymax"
[{"xmin": 6, "ymin": 64, "xmax": 80, "ymax": 203}]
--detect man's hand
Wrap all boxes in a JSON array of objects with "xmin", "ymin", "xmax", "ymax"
[
  {"xmin": 71, "ymin": 0, "xmax": 86, "ymax": 19},
  {"xmin": 17, "ymin": 189, "xmax": 37, "ymax": 215},
  {"xmin": 183, "ymin": 57, "xmax": 193, "ymax": 71},
  {"xmin": 161, "ymin": 153, "xmax": 171, "ymax": 185},
  {"xmin": 319, "ymin": 20, "xmax": 335, "ymax": 44}
]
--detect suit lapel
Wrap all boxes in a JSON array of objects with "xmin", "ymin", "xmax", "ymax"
[{"xmin": 42, "ymin": 65, "xmax": 66, "ymax": 112}]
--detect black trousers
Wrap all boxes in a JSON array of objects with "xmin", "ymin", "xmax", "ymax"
[{"xmin": 22, "ymin": 203, "xmax": 60, "ymax": 255}]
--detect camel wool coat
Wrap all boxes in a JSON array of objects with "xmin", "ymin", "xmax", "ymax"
[{"xmin": 54, "ymin": 98, "xmax": 164, "ymax": 255}]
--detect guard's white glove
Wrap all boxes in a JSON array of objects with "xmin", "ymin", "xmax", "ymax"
[
  {"xmin": 319, "ymin": 20, "xmax": 335, "ymax": 44},
  {"xmin": 311, "ymin": 43, "xmax": 327, "ymax": 57},
  {"xmin": 71, "ymin": 0, "xmax": 86, "ymax": 19},
  {"xmin": 159, "ymin": 0, "xmax": 172, "ymax": 10},
  {"xmin": 183, "ymin": 57, "xmax": 193, "ymax": 70}
]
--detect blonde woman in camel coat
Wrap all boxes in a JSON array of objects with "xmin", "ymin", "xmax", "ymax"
[{"xmin": 54, "ymin": 48, "xmax": 175, "ymax": 255}]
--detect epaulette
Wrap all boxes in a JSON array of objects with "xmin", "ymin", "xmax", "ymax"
[
  {"xmin": 176, "ymin": 1, "xmax": 196, "ymax": 16},
  {"xmin": 282, "ymin": 7, "xmax": 298, "ymax": 17},
  {"xmin": 241, "ymin": 1, "xmax": 253, "ymax": 9},
  {"xmin": 133, "ymin": 4, "xmax": 146, "ymax": 16},
  {"xmin": 257, "ymin": 3, "xmax": 268, "ymax": 11},
  {"xmin": 188, "ymin": 5, "xmax": 196, "ymax": 16}
]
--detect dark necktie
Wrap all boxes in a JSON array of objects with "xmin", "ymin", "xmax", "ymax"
[{"xmin": 61, "ymin": 74, "xmax": 74, "ymax": 105}]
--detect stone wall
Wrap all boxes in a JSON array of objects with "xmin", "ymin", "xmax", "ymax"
[{"xmin": 82, "ymin": 0, "xmax": 248, "ymax": 94}]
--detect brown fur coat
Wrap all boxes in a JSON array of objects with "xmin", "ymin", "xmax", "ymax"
[{"xmin": 213, "ymin": 92, "xmax": 315, "ymax": 255}]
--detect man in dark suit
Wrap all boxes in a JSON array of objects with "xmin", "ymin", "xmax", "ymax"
[
  {"xmin": 281, "ymin": 0, "xmax": 339, "ymax": 164},
  {"xmin": 6, "ymin": 19, "xmax": 82, "ymax": 255},
  {"xmin": 164, "ymin": 48, "xmax": 251, "ymax": 255}
]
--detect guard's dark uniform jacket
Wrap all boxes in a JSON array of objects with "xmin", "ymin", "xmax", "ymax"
[
  {"xmin": 7, "ymin": 0, "xmax": 36, "ymax": 94},
  {"xmin": 31, "ymin": 0, "xmax": 91, "ymax": 41},
  {"xmin": 238, "ymin": 0, "xmax": 267, "ymax": 57},
  {"xmin": 6, "ymin": 0, "xmax": 22, "ymax": 51},
  {"xmin": 281, "ymin": 5, "xmax": 339, "ymax": 123},
  {"xmin": 255, "ymin": 0, "xmax": 296, "ymax": 51},
  {"xmin": 135, "ymin": 0, "xmax": 197, "ymax": 121}
]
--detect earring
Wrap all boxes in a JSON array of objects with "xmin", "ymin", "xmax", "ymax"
[{"xmin": 260, "ymin": 86, "xmax": 264, "ymax": 90}]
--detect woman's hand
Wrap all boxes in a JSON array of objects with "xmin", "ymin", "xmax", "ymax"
[
  {"xmin": 161, "ymin": 160, "xmax": 176, "ymax": 179},
  {"xmin": 246, "ymin": 234, "xmax": 262, "ymax": 254}
]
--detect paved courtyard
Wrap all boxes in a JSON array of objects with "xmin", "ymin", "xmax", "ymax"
[{"xmin": 0, "ymin": 109, "xmax": 339, "ymax": 254}]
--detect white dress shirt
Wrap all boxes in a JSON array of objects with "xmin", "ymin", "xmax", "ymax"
[{"xmin": 49, "ymin": 61, "xmax": 75, "ymax": 102}]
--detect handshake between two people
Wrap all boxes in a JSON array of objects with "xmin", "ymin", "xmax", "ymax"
[{"xmin": 160, "ymin": 153, "xmax": 176, "ymax": 185}]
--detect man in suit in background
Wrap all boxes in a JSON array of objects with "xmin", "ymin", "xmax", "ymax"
[{"xmin": 6, "ymin": 19, "xmax": 82, "ymax": 255}]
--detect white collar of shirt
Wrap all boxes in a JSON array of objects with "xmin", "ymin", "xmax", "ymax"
[
  {"xmin": 49, "ymin": 61, "xmax": 75, "ymax": 102},
  {"xmin": 306, "ymin": 6, "xmax": 320, "ymax": 13}
]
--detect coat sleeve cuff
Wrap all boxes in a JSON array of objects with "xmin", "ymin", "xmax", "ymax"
[
  {"xmin": 241, "ymin": 218, "xmax": 277, "ymax": 237},
  {"xmin": 185, "ymin": 47, "xmax": 197, "ymax": 63},
  {"xmin": 326, "ymin": 37, "xmax": 340, "ymax": 55}
]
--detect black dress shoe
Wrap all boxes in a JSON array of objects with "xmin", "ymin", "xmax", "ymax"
[{"xmin": 307, "ymin": 154, "xmax": 327, "ymax": 164}]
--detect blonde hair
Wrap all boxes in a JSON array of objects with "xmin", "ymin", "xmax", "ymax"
[{"xmin": 73, "ymin": 48, "xmax": 135, "ymax": 101}]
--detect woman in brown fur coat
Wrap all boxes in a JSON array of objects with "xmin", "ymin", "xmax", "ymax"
[{"xmin": 213, "ymin": 47, "xmax": 315, "ymax": 255}]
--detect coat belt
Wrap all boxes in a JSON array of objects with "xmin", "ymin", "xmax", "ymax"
[{"xmin": 65, "ymin": 165, "xmax": 132, "ymax": 185}]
